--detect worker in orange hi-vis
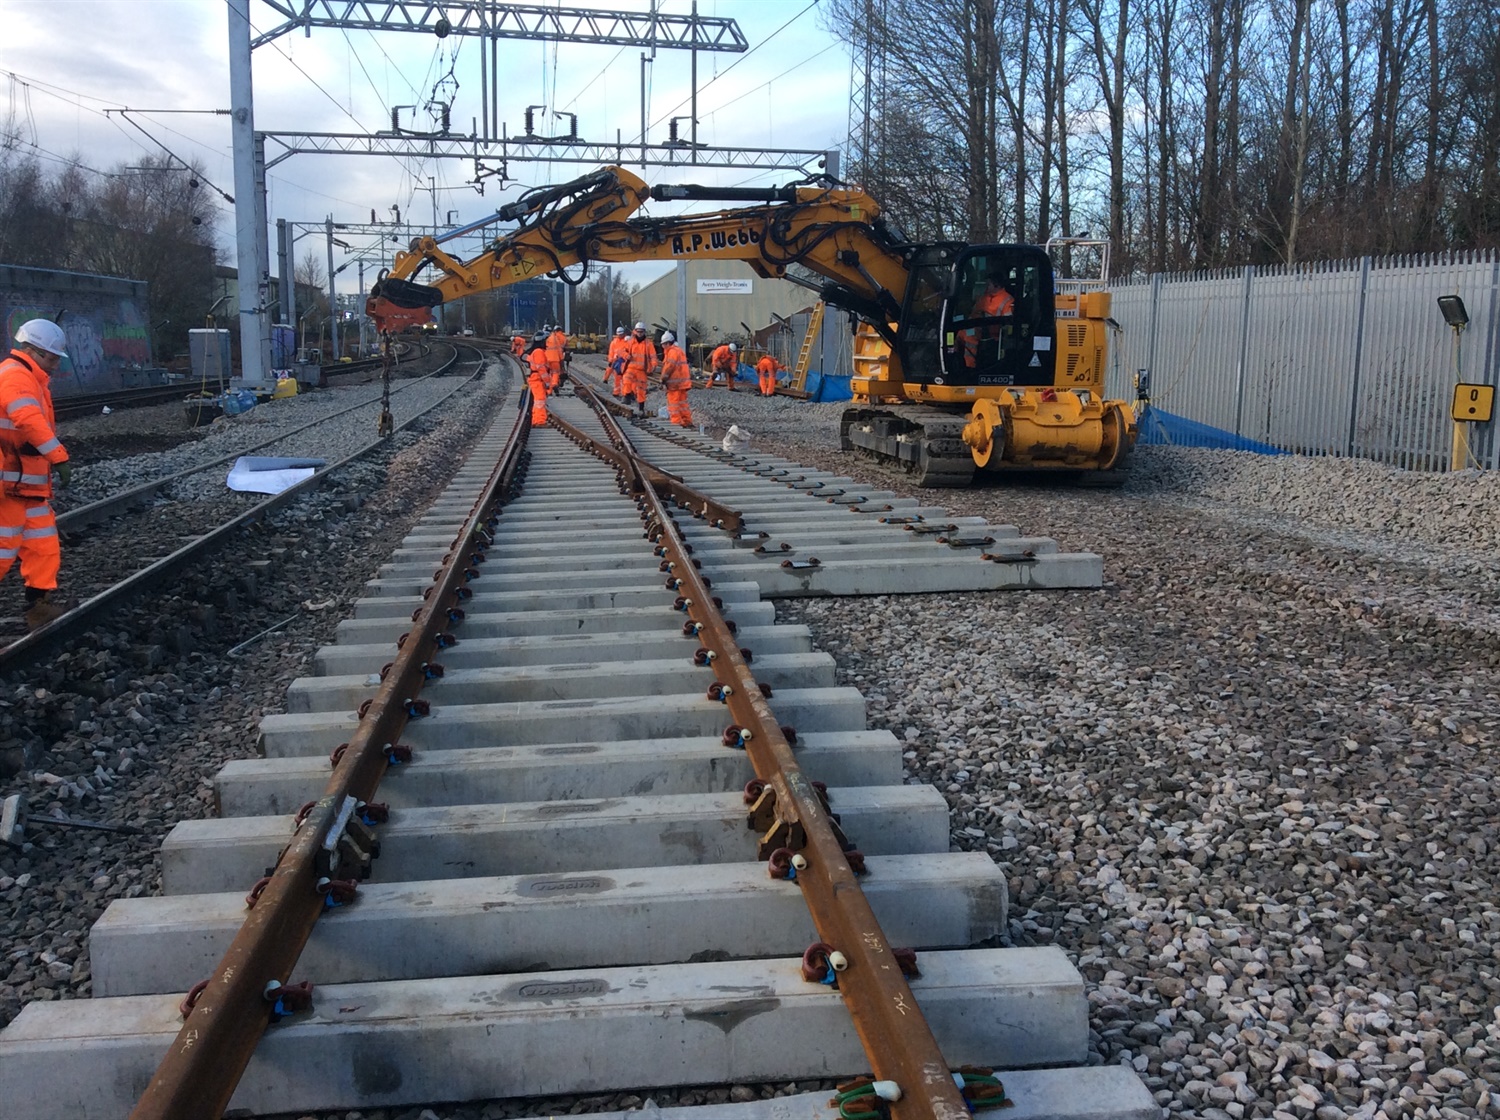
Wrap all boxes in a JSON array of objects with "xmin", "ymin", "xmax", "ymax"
[
  {"xmin": 545, "ymin": 323, "xmax": 568, "ymax": 391},
  {"xmin": 961, "ymin": 273, "xmax": 1015, "ymax": 368},
  {"xmin": 605, "ymin": 325, "xmax": 630, "ymax": 398},
  {"xmin": 525, "ymin": 341, "xmax": 552, "ymax": 426},
  {"xmin": 511, "ymin": 334, "xmax": 526, "ymax": 358},
  {"xmin": 709, "ymin": 340, "xmax": 738, "ymax": 390},
  {"xmin": 621, "ymin": 321, "xmax": 657, "ymax": 418},
  {"xmin": 660, "ymin": 330, "xmax": 694, "ymax": 427},
  {"xmin": 756, "ymin": 353, "xmax": 782, "ymax": 397},
  {"xmin": 0, "ymin": 319, "xmax": 71, "ymax": 630}
]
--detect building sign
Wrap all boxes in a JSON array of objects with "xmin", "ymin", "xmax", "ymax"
[{"xmin": 696, "ymin": 278, "xmax": 754, "ymax": 294}]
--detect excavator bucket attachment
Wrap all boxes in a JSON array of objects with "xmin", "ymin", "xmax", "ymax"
[
  {"xmin": 367, "ymin": 277, "xmax": 444, "ymax": 334},
  {"xmin": 367, "ymin": 296, "xmax": 435, "ymax": 334}
]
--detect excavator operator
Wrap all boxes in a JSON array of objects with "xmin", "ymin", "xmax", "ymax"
[{"xmin": 960, "ymin": 273, "xmax": 1015, "ymax": 369}]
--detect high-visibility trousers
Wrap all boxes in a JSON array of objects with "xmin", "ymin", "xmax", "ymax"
[
  {"xmin": 624, "ymin": 368, "xmax": 649, "ymax": 404},
  {"xmin": 666, "ymin": 388, "xmax": 693, "ymax": 427},
  {"xmin": 526, "ymin": 374, "xmax": 549, "ymax": 426},
  {"xmin": 0, "ymin": 494, "xmax": 60, "ymax": 590},
  {"xmin": 611, "ymin": 363, "xmax": 627, "ymax": 397},
  {"xmin": 759, "ymin": 371, "xmax": 776, "ymax": 396}
]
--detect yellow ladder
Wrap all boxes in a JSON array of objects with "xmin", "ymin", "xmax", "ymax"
[{"xmin": 788, "ymin": 301, "xmax": 826, "ymax": 395}]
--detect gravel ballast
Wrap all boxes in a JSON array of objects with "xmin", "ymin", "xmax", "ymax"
[
  {"xmin": 5, "ymin": 361, "xmax": 1500, "ymax": 1120},
  {"xmin": 687, "ymin": 386, "xmax": 1500, "ymax": 1120}
]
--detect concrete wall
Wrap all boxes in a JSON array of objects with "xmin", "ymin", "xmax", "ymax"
[
  {"xmin": 1, "ymin": 264, "xmax": 153, "ymax": 396},
  {"xmin": 632, "ymin": 261, "xmax": 814, "ymax": 348}
]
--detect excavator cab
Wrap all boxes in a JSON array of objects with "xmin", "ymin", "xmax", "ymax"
[{"xmin": 932, "ymin": 246, "xmax": 1056, "ymax": 389}]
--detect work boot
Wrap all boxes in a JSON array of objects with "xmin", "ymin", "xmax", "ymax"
[{"xmin": 23, "ymin": 590, "xmax": 64, "ymax": 631}]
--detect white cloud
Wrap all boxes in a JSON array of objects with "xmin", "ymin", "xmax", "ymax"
[{"xmin": 0, "ymin": 0, "xmax": 852, "ymax": 288}]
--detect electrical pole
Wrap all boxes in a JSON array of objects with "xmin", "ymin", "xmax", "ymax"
[
  {"xmin": 327, "ymin": 217, "xmax": 339, "ymax": 361},
  {"xmin": 606, "ymin": 265, "xmax": 615, "ymax": 336},
  {"xmin": 276, "ymin": 218, "xmax": 295, "ymax": 334},
  {"xmin": 228, "ymin": 0, "xmax": 271, "ymax": 388}
]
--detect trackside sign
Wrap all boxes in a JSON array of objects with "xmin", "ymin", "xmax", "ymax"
[{"xmin": 697, "ymin": 279, "xmax": 753, "ymax": 294}]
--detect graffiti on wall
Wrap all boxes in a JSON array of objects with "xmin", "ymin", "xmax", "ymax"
[{"xmin": 3, "ymin": 292, "xmax": 152, "ymax": 395}]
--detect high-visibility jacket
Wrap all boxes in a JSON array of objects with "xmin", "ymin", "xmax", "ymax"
[
  {"xmin": 527, "ymin": 348, "xmax": 551, "ymax": 386},
  {"xmin": 511, "ymin": 336, "xmax": 526, "ymax": 357},
  {"xmin": 710, "ymin": 344, "xmax": 737, "ymax": 373},
  {"xmin": 546, "ymin": 329, "xmax": 568, "ymax": 368},
  {"xmin": 0, "ymin": 349, "xmax": 67, "ymax": 498},
  {"xmin": 961, "ymin": 286, "xmax": 1014, "ymax": 367},
  {"xmin": 661, "ymin": 343, "xmax": 692, "ymax": 391},
  {"xmin": 606, "ymin": 336, "xmax": 630, "ymax": 373},
  {"xmin": 756, "ymin": 356, "xmax": 780, "ymax": 378},
  {"xmin": 623, "ymin": 336, "xmax": 658, "ymax": 380}
]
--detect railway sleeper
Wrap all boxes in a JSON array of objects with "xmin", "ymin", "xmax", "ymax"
[
  {"xmin": 0, "ymin": 949, "xmax": 1148, "ymax": 1119},
  {"xmin": 92, "ymin": 852, "xmax": 1005, "ymax": 995},
  {"xmin": 215, "ymin": 729, "xmax": 906, "ymax": 816},
  {"xmin": 312, "ymin": 623, "xmax": 811, "ymax": 675},
  {"xmin": 284, "ymin": 652, "xmax": 836, "ymax": 712},
  {"xmin": 158, "ymin": 785, "xmax": 951, "ymax": 895},
  {"xmin": 257, "ymin": 685, "xmax": 868, "ymax": 755}
]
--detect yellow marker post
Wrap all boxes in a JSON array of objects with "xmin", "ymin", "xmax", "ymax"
[{"xmin": 1451, "ymin": 383, "xmax": 1495, "ymax": 470}]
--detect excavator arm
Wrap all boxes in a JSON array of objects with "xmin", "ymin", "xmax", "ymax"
[
  {"xmin": 366, "ymin": 166, "xmax": 923, "ymax": 365},
  {"xmin": 367, "ymin": 167, "xmax": 655, "ymax": 333}
]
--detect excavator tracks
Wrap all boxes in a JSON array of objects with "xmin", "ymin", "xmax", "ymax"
[{"xmin": 839, "ymin": 407, "xmax": 977, "ymax": 488}]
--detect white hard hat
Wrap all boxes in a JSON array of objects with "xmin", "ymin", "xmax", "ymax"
[
  {"xmin": 615, "ymin": 326, "xmax": 626, "ymax": 335},
  {"xmin": 661, "ymin": 330, "xmax": 676, "ymax": 344},
  {"xmin": 14, "ymin": 318, "xmax": 67, "ymax": 358},
  {"xmin": 634, "ymin": 321, "xmax": 647, "ymax": 330},
  {"xmin": 728, "ymin": 342, "xmax": 738, "ymax": 352}
]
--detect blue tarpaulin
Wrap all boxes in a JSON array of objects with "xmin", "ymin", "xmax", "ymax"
[
  {"xmin": 802, "ymin": 371, "xmax": 853, "ymax": 403},
  {"xmin": 1136, "ymin": 406, "xmax": 1287, "ymax": 455}
]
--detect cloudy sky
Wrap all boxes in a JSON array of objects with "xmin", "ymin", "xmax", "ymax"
[{"xmin": 1, "ymin": 0, "xmax": 852, "ymax": 286}]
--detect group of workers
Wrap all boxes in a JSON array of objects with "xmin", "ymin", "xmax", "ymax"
[{"xmin": 515, "ymin": 321, "xmax": 785, "ymax": 432}]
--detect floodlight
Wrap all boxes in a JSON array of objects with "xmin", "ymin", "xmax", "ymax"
[{"xmin": 1438, "ymin": 295, "xmax": 1469, "ymax": 329}]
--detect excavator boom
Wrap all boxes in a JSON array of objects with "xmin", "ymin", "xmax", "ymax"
[
  {"xmin": 365, "ymin": 165, "xmax": 1137, "ymax": 485},
  {"xmin": 367, "ymin": 166, "xmax": 914, "ymax": 360}
]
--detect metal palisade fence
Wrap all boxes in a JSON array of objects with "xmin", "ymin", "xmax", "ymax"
[{"xmin": 1105, "ymin": 251, "xmax": 1500, "ymax": 471}]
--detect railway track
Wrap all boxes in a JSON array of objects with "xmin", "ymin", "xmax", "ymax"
[
  {"xmin": 0, "ymin": 368, "xmax": 1156, "ymax": 1120},
  {"xmin": 0, "ymin": 343, "xmax": 486, "ymax": 665},
  {"xmin": 54, "ymin": 384, "xmax": 205, "ymax": 421}
]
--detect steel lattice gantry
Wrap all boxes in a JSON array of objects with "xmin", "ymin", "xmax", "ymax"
[
  {"xmin": 260, "ymin": 132, "xmax": 832, "ymax": 173},
  {"xmin": 251, "ymin": 1, "xmax": 748, "ymax": 50},
  {"xmin": 230, "ymin": 0, "xmax": 753, "ymax": 388}
]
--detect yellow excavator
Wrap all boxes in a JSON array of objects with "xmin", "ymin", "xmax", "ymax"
[{"xmin": 367, "ymin": 166, "xmax": 1136, "ymax": 486}]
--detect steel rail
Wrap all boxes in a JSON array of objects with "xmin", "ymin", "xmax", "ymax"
[
  {"xmin": 127, "ymin": 383, "xmax": 532, "ymax": 1120},
  {"xmin": 4, "ymin": 357, "xmax": 485, "ymax": 673},
  {"xmin": 55, "ymin": 384, "xmax": 201, "ymax": 421},
  {"xmin": 572, "ymin": 386, "xmax": 973, "ymax": 1120},
  {"xmin": 547, "ymin": 401, "xmax": 742, "ymax": 534},
  {"xmin": 57, "ymin": 345, "xmax": 462, "ymax": 534}
]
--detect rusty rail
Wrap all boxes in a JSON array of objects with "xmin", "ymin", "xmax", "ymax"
[
  {"xmin": 548, "ymin": 411, "xmax": 743, "ymax": 535},
  {"xmin": 573, "ymin": 384, "xmax": 972, "ymax": 1120},
  {"xmin": 128, "ymin": 393, "xmax": 533, "ymax": 1120}
]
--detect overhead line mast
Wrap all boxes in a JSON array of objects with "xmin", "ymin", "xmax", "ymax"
[{"xmin": 229, "ymin": 0, "xmax": 749, "ymax": 388}]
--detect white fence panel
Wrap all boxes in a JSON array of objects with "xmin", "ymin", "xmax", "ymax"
[{"xmin": 1106, "ymin": 250, "xmax": 1500, "ymax": 470}]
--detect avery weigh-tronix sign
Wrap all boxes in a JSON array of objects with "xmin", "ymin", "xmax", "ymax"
[{"xmin": 696, "ymin": 279, "xmax": 753, "ymax": 294}]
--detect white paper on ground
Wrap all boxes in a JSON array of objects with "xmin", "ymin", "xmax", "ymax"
[{"xmin": 226, "ymin": 456, "xmax": 325, "ymax": 495}]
